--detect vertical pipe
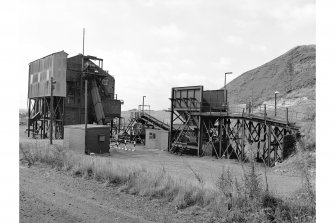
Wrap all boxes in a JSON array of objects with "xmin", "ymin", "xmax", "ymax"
[
  {"xmin": 224, "ymin": 73, "xmax": 226, "ymax": 89},
  {"xmin": 142, "ymin": 96, "xmax": 146, "ymax": 113},
  {"xmin": 85, "ymin": 80, "xmax": 88, "ymax": 129},
  {"xmin": 80, "ymin": 29, "xmax": 85, "ymax": 124}
]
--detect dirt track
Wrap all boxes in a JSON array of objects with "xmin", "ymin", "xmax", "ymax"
[
  {"xmin": 19, "ymin": 125, "xmax": 314, "ymax": 222},
  {"xmin": 19, "ymin": 164, "xmax": 210, "ymax": 223}
]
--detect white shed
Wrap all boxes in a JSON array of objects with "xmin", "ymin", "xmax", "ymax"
[{"xmin": 145, "ymin": 128, "xmax": 169, "ymax": 150}]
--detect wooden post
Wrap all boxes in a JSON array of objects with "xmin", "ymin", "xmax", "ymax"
[{"xmin": 286, "ymin": 108, "xmax": 289, "ymax": 124}]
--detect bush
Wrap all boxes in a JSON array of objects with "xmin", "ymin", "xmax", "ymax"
[{"xmin": 299, "ymin": 121, "xmax": 316, "ymax": 151}]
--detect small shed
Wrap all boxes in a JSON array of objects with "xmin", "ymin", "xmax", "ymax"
[
  {"xmin": 63, "ymin": 124, "xmax": 110, "ymax": 154},
  {"xmin": 145, "ymin": 128, "xmax": 168, "ymax": 150}
]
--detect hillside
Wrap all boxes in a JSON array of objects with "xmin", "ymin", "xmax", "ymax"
[{"xmin": 224, "ymin": 45, "xmax": 316, "ymax": 107}]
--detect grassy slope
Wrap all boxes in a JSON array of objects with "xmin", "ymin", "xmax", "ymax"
[{"xmin": 224, "ymin": 45, "xmax": 316, "ymax": 107}]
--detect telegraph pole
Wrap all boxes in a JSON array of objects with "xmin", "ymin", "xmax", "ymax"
[
  {"xmin": 142, "ymin": 96, "xmax": 146, "ymax": 113},
  {"xmin": 224, "ymin": 72, "xmax": 232, "ymax": 88}
]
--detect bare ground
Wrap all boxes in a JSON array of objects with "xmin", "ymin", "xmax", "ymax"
[{"xmin": 20, "ymin": 164, "xmax": 211, "ymax": 223}]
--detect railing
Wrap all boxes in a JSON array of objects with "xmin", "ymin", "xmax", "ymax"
[{"xmin": 173, "ymin": 100, "xmax": 311, "ymax": 125}]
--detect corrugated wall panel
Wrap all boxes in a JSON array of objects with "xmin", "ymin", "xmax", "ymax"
[{"xmin": 28, "ymin": 51, "xmax": 68, "ymax": 98}]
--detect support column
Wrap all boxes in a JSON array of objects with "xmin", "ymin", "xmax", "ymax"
[
  {"xmin": 168, "ymin": 89, "xmax": 174, "ymax": 152},
  {"xmin": 241, "ymin": 119, "xmax": 245, "ymax": 161},
  {"xmin": 28, "ymin": 99, "xmax": 31, "ymax": 137},
  {"xmin": 257, "ymin": 123, "xmax": 261, "ymax": 160},
  {"xmin": 274, "ymin": 127, "xmax": 278, "ymax": 163},
  {"xmin": 42, "ymin": 98, "xmax": 46, "ymax": 139},
  {"xmin": 218, "ymin": 118, "xmax": 222, "ymax": 158},
  {"xmin": 267, "ymin": 125, "xmax": 271, "ymax": 166},
  {"xmin": 62, "ymin": 97, "xmax": 65, "ymax": 139},
  {"xmin": 197, "ymin": 116, "xmax": 203, "ymax": 157}
]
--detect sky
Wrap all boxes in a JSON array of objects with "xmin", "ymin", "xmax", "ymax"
[{"xmin": 17, "ymin": 0, "xmax": 315, "ymax": 110}]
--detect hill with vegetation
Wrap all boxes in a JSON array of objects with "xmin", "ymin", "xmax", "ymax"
[{"xmin": 224, "ymin": 45, "xmax": 315, "ymax": 110}]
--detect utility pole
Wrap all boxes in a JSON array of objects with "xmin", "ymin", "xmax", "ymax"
[
  {"xmin": 142, "ymin": 96, "xmax": 146, "ymax": 113},
  {"xmin": 50, "ymin": 77, "xmax": 56, "ymax": 145},
  {"xmin": 275, "ymin": 91, "xmax": 279, "ymax": 116},
  {"xmin": 224, "ymin": 72, "xmax": 232, "ymax": 88}
]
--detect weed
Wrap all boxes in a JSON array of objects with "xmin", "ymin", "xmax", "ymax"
[
  {"xmin": 184, "ymin": 161, "xmax": 204, "ymax": 184},
  {"xmin": 19, "ymin": 141, "xmax": 315, "ymax": 222}
]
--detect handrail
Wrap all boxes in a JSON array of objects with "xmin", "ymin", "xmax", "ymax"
[{"xmin": 171, "ymin": 100, "xmax": 310, "ymax": 125}]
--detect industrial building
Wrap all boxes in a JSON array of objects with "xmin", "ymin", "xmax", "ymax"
[
  {"xmin": 27, "ymin": 51, "xmax": 122, "ymax": 140},
  {"xmin": 145, "ymin": 128, "xmax": 169, "ymax": 150},
  {"xmin": 168, "ymin": 85, "xmax": 299, "ymax": 166}
]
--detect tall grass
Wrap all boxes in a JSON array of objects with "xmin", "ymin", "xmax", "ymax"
[{"xmin": 19, "ymin": 141, "xmax": 315, "ymax": 222}]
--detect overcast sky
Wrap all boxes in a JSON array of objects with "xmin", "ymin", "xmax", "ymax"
[{"xmin": 18, "ymin": 0, "xmax": 315, "ymax": 110}]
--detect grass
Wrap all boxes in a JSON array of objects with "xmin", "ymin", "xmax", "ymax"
[{"xmin": 19, "ymin": 141, "xmax": 315, "ymax": 222}]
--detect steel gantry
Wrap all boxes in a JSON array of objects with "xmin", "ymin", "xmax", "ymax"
[{"xmin": 169, "ymin": 86, "xmax": 299, "ymax": 167}]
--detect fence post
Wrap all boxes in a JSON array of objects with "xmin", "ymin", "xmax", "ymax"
[
  {"xmin": 264, "ymin": 104, "xmax": 267, "ymax": 119},
  {"xmin": 286, "ymin": 108, "xmax": 289, "ymax": 124}
]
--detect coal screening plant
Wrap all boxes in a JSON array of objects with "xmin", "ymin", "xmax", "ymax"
[{"xmin": 27, "ymin": 51, "xmax": 123, "ymax": 153}]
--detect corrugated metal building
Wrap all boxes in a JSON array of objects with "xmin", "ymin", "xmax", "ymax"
[{"xmin": 27, "ymin": 51, "xmax": 122, "ymax": 139}]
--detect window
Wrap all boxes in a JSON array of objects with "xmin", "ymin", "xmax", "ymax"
[{"xmin": 149, "ymin": 132, "xmax": 156, "ymax": 139}]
